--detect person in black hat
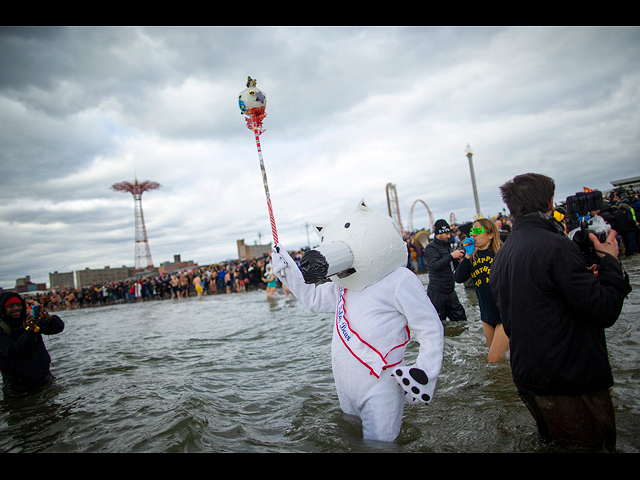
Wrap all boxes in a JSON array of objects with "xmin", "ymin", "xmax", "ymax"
[
  {"xmin": 0, "ymin": 292, "xmax": 65, "ymax": 398},
  {"xmin": 424, "ymin": 219, "xmax": 467, "ymax": 322}
]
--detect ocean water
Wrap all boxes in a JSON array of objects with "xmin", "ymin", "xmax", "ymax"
[{"xmin": 1, "ymin": 258, "xmax": 638, "ymax": 453}]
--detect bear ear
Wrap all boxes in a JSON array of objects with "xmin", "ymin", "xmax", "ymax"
[
  {"xmin": 313, "ymin": 224, "xmax": 326, "ymax": 238},
  {"xmin": 357, "ymin": 199, "xmax": 370, "ymax": 211}
]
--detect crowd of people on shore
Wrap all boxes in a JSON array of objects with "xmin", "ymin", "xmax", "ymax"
[{"xmin": 29, "ymin": 256, "xmax": 276, "ymax": 311}]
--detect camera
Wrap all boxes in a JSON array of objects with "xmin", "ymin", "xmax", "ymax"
[
  {"xmin": 566, "ymin": 190, "xmax": 609, "ymax": 264},
  {"xmin": 31, "ymin": 304, "xmax": 41, "ymax": 319}
]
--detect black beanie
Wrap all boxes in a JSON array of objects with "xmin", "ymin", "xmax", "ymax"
[{"xmin": 434, "ymin": 219, "xmax": 451, "ymax": 235}]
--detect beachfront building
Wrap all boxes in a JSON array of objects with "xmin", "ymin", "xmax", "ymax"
[
  {"xmin": 14, "ymin": 275, "xmax": 48, "ymax": 293},
  {"xmin": 158, "ymin": 254, "xmax": 198, "ymax": 274},
  {"xmin": 49, "ymin": 271, "xmax": 75, "ymax": 290},
  {"xmin": 237, "ymin": 239, "xmax": 272, "ymax": 261},
  {"xmin": 611, "ymin": 175, "xmax": 640, "ymax": 191},
  {"xmin": 76, "ymin": 265, "xmax": 136, "ymax": 288}
]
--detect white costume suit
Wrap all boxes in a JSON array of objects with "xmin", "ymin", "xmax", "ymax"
[{"xmin": 272, "ymin": 247, "xmax": 444, "ymax": 442}]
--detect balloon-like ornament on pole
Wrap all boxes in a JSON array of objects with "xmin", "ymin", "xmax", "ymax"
[{"xmin": 239, "ymin": 76, "xmax": 280, "ymax": 254}]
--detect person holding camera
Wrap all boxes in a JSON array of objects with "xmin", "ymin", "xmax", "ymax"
[
  {"xmin": 0, "ymin": 292, "xmax": 65, "ymax": 398},
  {"xmin": 424, "ymin": 219, "xmax": 467, "ymax": 322},
  {"xmin": 490, "ymin": 173, "xmax": 631, "ymax": 452}
]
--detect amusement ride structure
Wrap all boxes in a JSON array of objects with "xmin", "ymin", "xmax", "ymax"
[
  {"xmin": 386, "ymin": 183, "xmax": 457, "ymax": 248},
  {"xmin": 111, "ymin": 178, "xmax": 161, "ymax": 273},
  {"xmin": 386, "ymin": 183, "xmax": 404, "ymax": 235},
  {"xmin": 387, "ymin": 183, "xmax": 438, "ymax": 234},
  {"xmin": 410, "ymin": 199, "xmax": 435, "ymax": 234},
  {"xmin": 387, "ymin": 146, "xmax": 480, "ymax": 243}
]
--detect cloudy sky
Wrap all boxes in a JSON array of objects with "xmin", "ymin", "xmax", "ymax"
[{"xmin": 1, "ymin": 26, "xmax": 639, "ymax": 289}]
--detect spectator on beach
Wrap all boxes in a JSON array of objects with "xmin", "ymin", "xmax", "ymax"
[
  {"xmin": 0, "ymin": 292, "xmax": 65, "ymax": 398},
  {"xmin": 179, "ymin": 273, "xmax": 190, "ymax": 298},
  {"xmin": 494, "ymin": 218, "xmax": 510, "ymax": 243},
  {"xmin": 235, "ymin": 264, "xmax": 246, "ymax": 293},
  {"xmin": 414, "ymin": 240, "xmax": 425, "ymax": 273},
  {"xmin": 193, "ymin": 273, "xmax": 203, "ymax": 297},
  {"xmin": 490, "ymin": 173, "xmax": 631, "ymax": 452},
  {"xmin": 408, "ymin": 240, "xmax": 419, "ymax": 272},
  {"xmin": 225, "ymin": 267, "xmax": 233, "ymax": 294},
  {"xmin": 208, "ymin": 270, "xmax": 218, "ymax": 294},
  {"xmin": 170, "ymin": 274, "xmax": 180, "ymax": 299}
]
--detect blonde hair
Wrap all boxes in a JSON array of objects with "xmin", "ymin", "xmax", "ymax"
[{"xmin": 471, "ymin": 217, "xmax": 502, "ymax": 262}]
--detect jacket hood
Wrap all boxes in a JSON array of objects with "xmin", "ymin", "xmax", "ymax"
[{"xmin": 515, "ymin": 211, "xmax": 567, "ymax": 236}]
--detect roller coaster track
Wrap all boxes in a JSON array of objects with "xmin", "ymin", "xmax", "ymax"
[
  {"xmin": 409, "ymin": 199, "xmax": 435, "ymax": 233},
  {"xmin": 386, "ymin": 183, "xmax": 404, "ymax": 234}
]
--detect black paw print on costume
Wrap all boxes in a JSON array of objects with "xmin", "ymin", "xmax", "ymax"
[{"xmin": 392, "ymin": 366, "xmax": 431, "ymax": 404}]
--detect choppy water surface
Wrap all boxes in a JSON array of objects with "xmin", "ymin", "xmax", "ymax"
[{"xmin": 2, "ymin": 257, "xmax": 639, "ymax": 453}]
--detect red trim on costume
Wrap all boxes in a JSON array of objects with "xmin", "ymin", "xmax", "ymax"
[{"xmin": 335, "ymin": 288, "xmax": 410, "ymax": 378}]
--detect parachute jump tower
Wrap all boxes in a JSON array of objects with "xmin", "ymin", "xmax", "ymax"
[{"xmin": 111, "ymin": 178, "xmax": 161, "ymax": 273}]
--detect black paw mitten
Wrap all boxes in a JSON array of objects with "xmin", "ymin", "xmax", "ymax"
[{"xmin": 392, "ymin": 366, "xmax": 432, "ymax": 405}]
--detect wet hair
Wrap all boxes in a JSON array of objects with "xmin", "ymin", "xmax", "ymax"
[{"xmin": 499, "ymin": 173, "xmax": 555, "ymax": 218}]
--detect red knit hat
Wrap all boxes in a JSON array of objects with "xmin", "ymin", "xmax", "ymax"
[{"xmin": 3, "ymin": 296, "xmax": 21, "ymax": 307}]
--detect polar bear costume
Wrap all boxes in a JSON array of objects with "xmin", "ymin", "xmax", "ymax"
[{"xmin": 271, "ymin": 200, "xmax": 444, "ymax": 442}]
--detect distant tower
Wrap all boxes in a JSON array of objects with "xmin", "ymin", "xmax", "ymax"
[{"xmin": 111, "ymin": 178, "xmax": 161, "ymax": 272}]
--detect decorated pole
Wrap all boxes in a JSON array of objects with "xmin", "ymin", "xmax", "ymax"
[{"xmin": 238, "ymin": 77, "xmax": 279, "ymax": 246}]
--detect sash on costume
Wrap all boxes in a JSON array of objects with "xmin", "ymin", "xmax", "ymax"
[{"xmin": 336, "ymin": 287, "xmax": 409, "ymax": 378}]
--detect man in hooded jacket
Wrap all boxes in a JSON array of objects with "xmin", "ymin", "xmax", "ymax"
[{"xmin": 0, "ymin": 292, "xmax": 64, "ymax": 397}]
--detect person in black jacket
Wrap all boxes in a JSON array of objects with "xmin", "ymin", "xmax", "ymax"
[
  {"xmin": 0, "ymin": 292, "xmax": 65, "ymax": 398},
  {"xmin": 490, "ymin": 173, "xmax": 631, "ymax": 452},
  {"xmin": 614, "ymin": 200, "xmax": 638, "ymax": 256},
  {"xmin": 424, "ymin": 219, "xmax": 467, "ymax": 322}
]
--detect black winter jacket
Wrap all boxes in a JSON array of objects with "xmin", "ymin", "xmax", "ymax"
[
  {"xmin": 424, "ymin": 237, "xmax": 458, "ymax": 293},
  {"xmin": 490, "ymin": 213, "xmax": 631, "ymax": 396},
  {"xmin": 613, "ymin": 205, "xmax": 637, "ymax": 234},
  {"xmin": 0, "ymin": 292, "xmax": 65, "ymax": 397}
]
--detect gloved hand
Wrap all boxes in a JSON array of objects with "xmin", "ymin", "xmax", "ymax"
[
  {"xmin": 461, "ymin": 237, "xmax": 475, "ymax": 255},
  {"xmin": 271, "ymin": 244, "xmax": 290, "ymax": 277},
  {"xmin": 391, "ymin": 365, "xmax": 433, "ymax": 405}
]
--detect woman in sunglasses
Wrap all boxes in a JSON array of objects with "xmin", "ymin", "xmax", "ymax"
[{"xmin": 454, "ymin": 217, "xmax": 510, "ymax": 363}]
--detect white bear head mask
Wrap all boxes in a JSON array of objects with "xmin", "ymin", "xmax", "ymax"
[{"xmin": 300, "ymin": 199, "xmax": 408, "ymax": 292}]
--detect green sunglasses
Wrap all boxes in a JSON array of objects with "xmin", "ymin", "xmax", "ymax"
[{"xmin": 470, "ymin": 226, "xmax": 486, "ymax": 235}]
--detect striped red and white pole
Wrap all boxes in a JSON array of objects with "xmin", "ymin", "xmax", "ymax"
[{"xmin": 254, "ymin": 129, "xmax": 279, "ymax": 246}]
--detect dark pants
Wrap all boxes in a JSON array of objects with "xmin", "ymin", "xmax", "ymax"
[
  {"xmin": 518, "ymin": 388, "xmax": 616, "ymax": 452},
  {"xmin": 427, "ymin": 288, "xmax": 467, "ymax": 322},
  {"xmin": 623, "ymin": 231, "xmax": 636, "ymax": 256}
]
